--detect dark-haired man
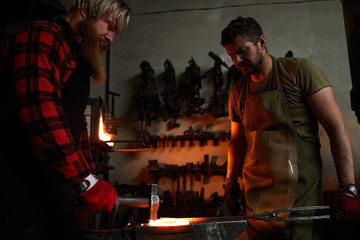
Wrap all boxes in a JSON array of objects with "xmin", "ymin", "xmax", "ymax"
[{"xmin": 221, "ymin": 16, "xmax": 359, "ymax": 239}]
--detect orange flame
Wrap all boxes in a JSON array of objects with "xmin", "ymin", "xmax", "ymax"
[{"xmin": 99, "ymin": 113, "xmax": 114, "ymax": 146}]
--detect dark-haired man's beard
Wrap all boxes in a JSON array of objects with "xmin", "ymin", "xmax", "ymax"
[
  {"xmin": 246, "ymin": 46, "xmax": 263, "ymax": 75},
  {"xmin": 78, "ymin": 18, "xmax": 109, "ymax": 84},
  {"xmin": 251, "ymin": 46, "xmax": 263, "ymax": 74}
]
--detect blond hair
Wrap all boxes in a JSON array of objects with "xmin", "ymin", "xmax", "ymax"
[{"xmin": 72, "ymin": 0, "xmax": 131, "ymax": 38}]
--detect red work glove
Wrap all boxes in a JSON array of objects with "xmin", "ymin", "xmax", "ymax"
[
  {"xmin": 330, "ymin": 184, "xmax": 360, "ymax": 221},
  {"xmin": 74, "ymin": 174, "xmax": 117, "ymax": 213}
]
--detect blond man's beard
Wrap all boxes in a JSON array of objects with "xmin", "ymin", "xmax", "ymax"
[{"xmin": 78, "ymin": 18, "xmax": 109, "ymax": 84}]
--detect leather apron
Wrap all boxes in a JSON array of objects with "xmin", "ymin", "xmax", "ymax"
[
  {"xmin": 58, "ymin": 16, "xmax": 92, "ymax": 146},
  {"xmin": 242, "ymin": 57, "xmax": 298, "ymax": 239},
  {"xmin": 61, "ymin": 58, "xmax": 92, "ymax": 145}
]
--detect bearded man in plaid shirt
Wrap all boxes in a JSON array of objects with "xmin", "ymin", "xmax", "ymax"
[{"xmin": 0, "ymin": 1, "xmax": 131, "ymax": 239}]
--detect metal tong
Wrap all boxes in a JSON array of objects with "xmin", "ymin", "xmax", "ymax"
[
  {"xmin": 212, "ymin": 205, "xmax": 330, "ymax": 222},
  {"xmin": 247, "ymin": 205, "xmax": 330, "ymax": 222}
]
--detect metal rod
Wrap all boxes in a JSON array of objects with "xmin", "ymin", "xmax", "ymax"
[
  {"xmin": 105, "ymin": 47, "xmax": 110, "ymax": 106},
  {"xmin": 117, "ymin": 197, "xmax": 150, "ymax": 208},
  {"xmin": 105, "ymin": 140, "xmax": 143, "ymax": 143},
  {"xmin": 104, "ymin": 119, "xmax": 125, "ymax": 123},
  {"xmin": 113, "ymin": 148, "xmax": 149, "ymax": 152}
]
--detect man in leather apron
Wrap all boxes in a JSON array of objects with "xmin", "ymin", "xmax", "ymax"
[
  {"xmin": 221, "ymin": 17, "xmax": 360, "ymax": 239},
  {"xmin": 0, "ymin": 1, "xmax": 131, "ymax": 239}
]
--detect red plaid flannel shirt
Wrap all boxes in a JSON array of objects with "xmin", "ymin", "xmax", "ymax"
[{"xmin": 0, "ymin": 19, "xmax": 95, "ymax": 184}]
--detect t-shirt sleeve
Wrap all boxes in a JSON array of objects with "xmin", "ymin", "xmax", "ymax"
[
  {"xmin": 296, "ymin": 58, "xmax": 332, "ymax": 97},
  {"xmin": 228, "ymin": 81, "xmax": 243, "ymax": 123}
]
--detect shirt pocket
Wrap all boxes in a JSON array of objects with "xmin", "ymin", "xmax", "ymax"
[{"xmin": 60, "ymin": 59, "xmax": 75, "ymax": 89}]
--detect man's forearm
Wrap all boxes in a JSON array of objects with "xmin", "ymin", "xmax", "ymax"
[
  {"xmin": 227, "ymin": 121, "xmax": 247, "ymax": 182},
  {"xmin": 329, "ymin": 126, "xmax": 355, "ymax": 188},
  {"xmin": 227, "ymin": 140, "xmax": 246, "ymax": 181}
]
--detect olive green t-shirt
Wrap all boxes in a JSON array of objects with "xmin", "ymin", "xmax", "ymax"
[{"xmin": 228, "ymin": 57, "xmax": 331, "ymax": 143}]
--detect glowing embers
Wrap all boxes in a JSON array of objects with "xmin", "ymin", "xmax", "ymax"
[{"xmin": 148, "ymin": 218, "xmax": 191, "ymax": 227}]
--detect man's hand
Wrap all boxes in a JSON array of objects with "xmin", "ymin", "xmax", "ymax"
[
  {"xmin": 218, "ymin": 180, "xmax": 243, "ymax": 216},
  {"xmin": 330, "ymin": 184, "xmax": 360, "ymax": 221},
  {"xmin": 74, "ymin": 174, "xmax": 117, "ymax": 213}
]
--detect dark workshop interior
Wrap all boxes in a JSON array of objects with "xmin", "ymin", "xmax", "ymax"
[{"xmin": 1, "ymin": 0, "xmax": 359, "ymax": 239}]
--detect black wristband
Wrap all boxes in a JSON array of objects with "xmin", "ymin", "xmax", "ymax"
[
  {"xmin": 346, "ymin": 184, "xmax": 358, "ymax": 196},
  {"xmin": 74, "ymin": 181, "xmax": 89, "ymax": 193}
]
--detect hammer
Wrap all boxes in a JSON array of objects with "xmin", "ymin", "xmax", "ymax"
[{"xmin": 110, "ymin": 184, "xmax": 160, "ymax": 221}]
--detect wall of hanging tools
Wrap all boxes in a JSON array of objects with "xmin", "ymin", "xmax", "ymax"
[
  {"xmin": 106, "ymin": 55, "xmax": 238, "ymax": 201},
  {"xmin": 146, "ymin": 155, "xmax": 227, "ymax": 218}
]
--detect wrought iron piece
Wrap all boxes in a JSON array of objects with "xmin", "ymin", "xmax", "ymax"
[{"xmin": 135, "ymin": 220, "xmax": 247, "ymax": 240}]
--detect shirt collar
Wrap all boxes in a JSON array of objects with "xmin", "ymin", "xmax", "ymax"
[{"xmin": 56, "ymin": 17, "xmax": 81, "ymax": 47}]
